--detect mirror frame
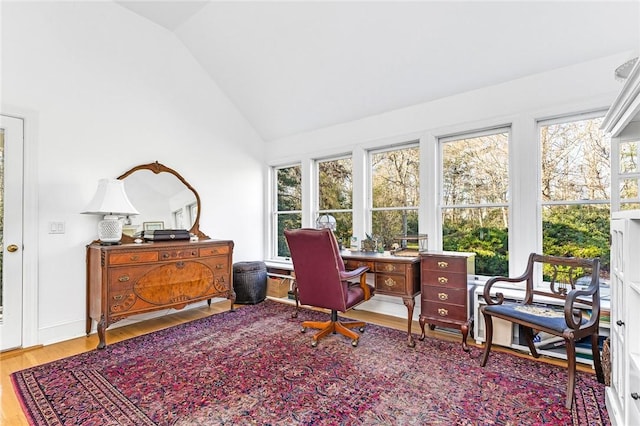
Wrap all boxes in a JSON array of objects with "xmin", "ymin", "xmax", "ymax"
[{"xmin": 117, "ymin": 161, "xmax": 209, "ymax": 243}]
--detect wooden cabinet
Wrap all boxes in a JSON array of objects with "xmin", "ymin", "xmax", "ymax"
[
  {"xmin": 341, "ymin": 252, "xmax": 420, "ymax": 347},
  {"xmin": 86, "ymin": 239, "xmax": 234, "ymax": 349},
  {"xmin": 607, "ymin": 211, "xmax": 640, "ymax": 425},
  {"xmin": 419, "ymin": 251, "xmax": 475, "ymax": 351}
]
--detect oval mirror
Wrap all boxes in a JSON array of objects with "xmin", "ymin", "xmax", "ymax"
[{"xmin": 117, "ymin": 161, "xmax": 209, "ymax": 243}]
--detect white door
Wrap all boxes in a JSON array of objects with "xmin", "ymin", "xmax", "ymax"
[{"xmin": 0, "ymin": 115, "xmax": 24, "ymax": 351}]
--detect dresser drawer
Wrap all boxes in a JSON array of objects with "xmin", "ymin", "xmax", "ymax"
[
  {"xmin": 109, "ymin": 251, "xmax": 158, "ymax": 265},
  {"xmin": 421, "ymin": 256, "xmax": 467, "ymax": 273},
  {"xmin": 422, "ymin": 302, "xmax": 467, "ymax": 322},
  {"xmin": 422, "ymin": 286, "xmax": 467, "ymax": 306},
  {"xmin": 200, "ymin": 245, "xmax": 230, "ymax": 257},
  {"xmin": 422, "ymin": 270, "xmax": 467, "ymax": 289},
  {"xmin": 159, "ymin": 248, "xmax": 199, "ymax": 261},
  {"xmin": 375, "ymin": 273, "xmax": 406, "ymax": 295}
]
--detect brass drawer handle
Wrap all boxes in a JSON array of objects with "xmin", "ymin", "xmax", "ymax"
[
  {"xmin": 113, "ymin": 294, "xmax": 124, "ymax": 301},
  {"xmin": 438, "ymin": 292, "xmax": 448, "ymax": 301},
  {"xmin": 162, "ymin": 253, "xmax": 170, "ymax": 259},
  {"xmin": 118, "ymin": 275, "xmax": 130, "ymax": 282},
  {"xmin": 384, "ymin": 277, "xmax": 396, "ymax": 288},
  {"xmin": 438, "ymin": 308, "xmax": 448, "ymax": 317},
  {"xmin": 438, "ymin": 276, "xmax": 448, "ymax": 284},
  {"xmin": 129, "ymin": 255, "xmax": 139, "ymax": 261},
  {"xmin": 383, "ymin": 264, "xmax": 395, "ymax": 272},
  {"xmin": 437, "ymin": 261, "xmax": 448, "ymax": 269},
  {"xmin": 176, "ymin": 261, "xmax": 185, "ymax": 269},
  {"xmin": 216, "ymin": 264, "xmax": 224, "ymax": 269}
]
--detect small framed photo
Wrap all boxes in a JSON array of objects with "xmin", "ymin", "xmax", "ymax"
[{"xmin": 143, "ymin": 221, "xmax": 164, "ymax": 231}]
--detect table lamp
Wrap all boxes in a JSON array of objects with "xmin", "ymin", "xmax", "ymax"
[{"xmin": 83, "ymin": 178, "xmax": 140, "ymax": 245}]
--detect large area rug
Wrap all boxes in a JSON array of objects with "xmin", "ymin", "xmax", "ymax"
[{"xmin": 12, "ymin": 300, "xmax": 608, "ymax": 425}]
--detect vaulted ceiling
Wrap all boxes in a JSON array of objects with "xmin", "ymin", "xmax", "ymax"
[{"xmin": 115, "ymin": 1, "xmax": 640, "ymax": 142}]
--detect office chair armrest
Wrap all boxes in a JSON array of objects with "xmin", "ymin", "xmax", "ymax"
[
  {"xmin": 340, "ymin": 266, "xmax": 369, "ymax": 280},
  {"xmin": 340, "ymin": 266, "xmax": 371, "ymax": 300}
]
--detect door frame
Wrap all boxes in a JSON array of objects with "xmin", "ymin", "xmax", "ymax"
[{"xmin": 2, "ymin": 110, "xmax": 39, "ymax": 349}]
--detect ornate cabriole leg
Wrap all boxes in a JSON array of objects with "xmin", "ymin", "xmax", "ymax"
[
  {"xmin": 403, "ymin": 296, "xmax": 416, "ymax": 348},
  {"xmin": 460, "ymin": 316, "xmax": 473, "ymax": 352},
  {"xmin": 96, "ymin": 315, "xmax": 107, "ymax": 350}
]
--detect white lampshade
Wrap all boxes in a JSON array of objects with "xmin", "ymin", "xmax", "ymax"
[{"xmin": 83, "ymin": 178, "xmax": 139, "ymax": 244}]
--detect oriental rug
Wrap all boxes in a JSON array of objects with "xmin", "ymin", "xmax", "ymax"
[{"xmin": 12, "ymin": 300, "xmax": 608, "ymax": 425}]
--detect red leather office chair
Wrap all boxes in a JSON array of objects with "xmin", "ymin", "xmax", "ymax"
[{"xmin": 284, "ymin": 228, "xmax": 374, "ymax": 347}]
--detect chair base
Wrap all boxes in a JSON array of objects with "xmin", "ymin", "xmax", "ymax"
[{"xmin": 302, "ymin": 310, "xmax": 366, "ymax": 347}]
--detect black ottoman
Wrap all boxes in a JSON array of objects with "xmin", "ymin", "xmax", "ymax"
[{"xmin": 233, "ymin": 261, "xmax": 267, "ymax": 304}]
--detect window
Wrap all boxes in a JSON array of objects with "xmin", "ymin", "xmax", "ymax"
[
  {"xmin": 317, "ymin": 156, "xmax": 353, "ymax": 249},
  {"xmin": 370, "ymin": 144, "xmax": 419, "ymax": 250},
  {"xmin": 274, "ymin": 164, "xmax": 302, "ymax": 258},
  {"xmin": 440, "ymin": 128, "xmax": 510, "ymax": 276},
  {"xmin": 539, "ymin": 113, "xmax": 610, "ymax": 280},
  {"xmin": 188, "ymin": 203, "xmax": 198, "ymax": 228},
  {"xmin": 173, "ymin": 209, "xmax": 184, "ymax": 229},
  {"xmin": 618, "ymin": 139, "xmax": 640, "ymax": 210}
]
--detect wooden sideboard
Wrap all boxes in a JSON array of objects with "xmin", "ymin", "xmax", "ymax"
[
  {"xmin": 86, "ymin": 239, "xmax": 234, "ymax": 349},
  {"xmin": 341, "ymin": 251, "xmax": 421, "ymax": 347},
  {"xmin": 419, "ymin": 251, "xmax": 475, "ymax": 351}
]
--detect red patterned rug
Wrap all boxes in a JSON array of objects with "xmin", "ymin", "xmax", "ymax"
[{"xmin": 12, "ymin": 300, "xmax": 608, "ymax": 425}]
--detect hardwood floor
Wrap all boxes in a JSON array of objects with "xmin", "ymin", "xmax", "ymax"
[{"xmin": 1, "ymin": 298, "xmax": 595, "ymax": 425}]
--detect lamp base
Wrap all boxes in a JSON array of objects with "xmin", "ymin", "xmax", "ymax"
[{"xmin": 97, "ymin": 215, "xmax": 123, "ymax": 245}]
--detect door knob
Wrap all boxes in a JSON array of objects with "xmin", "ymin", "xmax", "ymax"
[{"xmin": 7, "ymin": 244, "xmax": 19, "ymax": 252}]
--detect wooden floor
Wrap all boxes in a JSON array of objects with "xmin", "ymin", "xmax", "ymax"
[{"xmin": 1, "ymin": 298, "xmax": 596, "ymax": 425}]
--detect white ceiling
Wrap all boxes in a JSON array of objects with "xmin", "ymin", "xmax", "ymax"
[{"xmin": 115, "ymin": 1, "xmax": 640, "ymax": 142}]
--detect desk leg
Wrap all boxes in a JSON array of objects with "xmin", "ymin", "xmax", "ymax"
[
  {"xmin": 460, "ymin": 316, "xmax": 473, "ymax": 352},
  {"xmin": 402, "ymin": 296, "xmax": 416, "ymax": 348}
]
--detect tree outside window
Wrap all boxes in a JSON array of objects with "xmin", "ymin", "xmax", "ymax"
[
  {"xmin": 275, "ymin": 165, "xmax": 301, "ymax": 257},
  {"xmin": 318, "ymin": 157, "xmax": 352, "ymax": 249},
  {"xmin": 441, "ymin": 130, "xmax": 510, "ymax": 276},
  {"xmin": 370, "ymin": 144, "xmax": 419, "ymax": 250},
  {"xmin": 540, "ymin": 115, "xmax": 611, "ymax": 279}
]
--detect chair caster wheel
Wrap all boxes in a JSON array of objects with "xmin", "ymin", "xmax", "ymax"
[
  {"xmin": 311, "ymin": 340, "xmax": 318, "ymax": 348},
  {"xmin": 359, "ymin": 326, "xmax": 365, "ymax": 333},
  {"xmin": 301, "ymin": 327, "xmax": 306, "ymax": 333},
  {"xmin": 352, "ymin": 339, "xmax": 359, "ymax": 347}
]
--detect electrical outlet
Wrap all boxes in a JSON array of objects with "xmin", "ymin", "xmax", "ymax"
[{"xmin": 49, "ymin": 222, "xmax": 65, "ymax": 234}]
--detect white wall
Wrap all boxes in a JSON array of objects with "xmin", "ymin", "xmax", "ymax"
[{"xmin": 1, "ymin": 1, "xmax": 265, "ymax": 345}]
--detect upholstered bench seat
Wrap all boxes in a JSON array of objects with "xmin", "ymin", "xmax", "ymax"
[{"xmin": 483, "ymin": 303, "xmax": 584, "ymax": 333}]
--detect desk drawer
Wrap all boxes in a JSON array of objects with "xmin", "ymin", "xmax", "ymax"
[
  {"xmin": 422, "ymin": 270, "xmax": 467, "ymax": 289},
  {"xmin": 159, "ymin": 248, "xmax": 199, "ymax": 261},
  {"xmin": 344, "ymin": 259, "xmax": 375, "ymax": 271},
  {"xmin": 422, "ymin": 286, "xmax": 466, "ymax": 306},
  {"xmin": 421, "ymin": 256, "xmax": 467, "ymax": 273},
  {"xmin": 375, "ymin": 273, "xmax": 406, "ymax": 295},
  {"xmin": 422, "ymin": 302, "xmax": 467, "ymax": 322},
  {"xmin": 375, "ymin": 261, "xmax": 406, "ymax": 274}
]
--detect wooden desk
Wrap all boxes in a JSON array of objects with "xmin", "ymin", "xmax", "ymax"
[{"xmin": 340, "ymin": 251, "xmax": 421, "ymax": 347}]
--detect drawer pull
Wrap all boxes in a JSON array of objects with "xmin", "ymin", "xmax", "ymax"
[
  {"xmin": 632, "ymin": 392, "xmax": 639, "ymax": 400},
  {"xmin": 438, "ymin": 308, "xmax": 448, "ymax": 317},
  {"xmin": 437, "ymin": 261, "xmax": 448, "ymax": 269},
  {"xmin": 216, "ymin": 264, "xmax": 224, "ymax": 270},
  {"xmin": 118, "ymin": 275, "xmax": 130, "ymax": 282},
  {"xmin": 113, "ymin": 294, "xmax": 124, "ymax": 301},
  {"xmin": 384, "ymin": 277, "xmax": 396, "ymax": 288},
  {"xmin": 438, "ymin": 292, "xmax": 448, "ymax": 301},
  {"xmin": 191, "ymin": 251, "xmax": 198, "ymax": 256},
  {"xmin": 129, "ymin": 255, "xmax": 139, "ymax": 261},
  {"xmin": 438, "ymin": 276, "xmax": 448, "ymax": 284},
  {"xmin": 162, "ymin": 252, "xmax": 170, "ymax": 259},
  {"xmin": 176, "ymin": 261, "xmax": 185, "ymax": 269},
  {"xmin": 383, "ymin": 264, "xmax": 395, "ymax": 272}
]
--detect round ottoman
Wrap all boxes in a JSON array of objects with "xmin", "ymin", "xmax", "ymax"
[{"xmin": 233, "ymin": 261, "xmax": 267, "ymax": 304}]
